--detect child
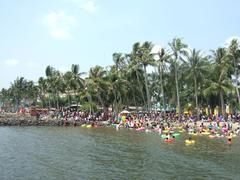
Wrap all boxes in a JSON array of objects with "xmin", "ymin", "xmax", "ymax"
[{"xmin": 227, "ymin": 137, "xmax": 232, "ymax": 145}]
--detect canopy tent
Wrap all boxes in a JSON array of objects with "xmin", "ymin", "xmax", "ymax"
[{"xmin": 120, "ymin": 110, "xmax": 130, "ymax": 114}]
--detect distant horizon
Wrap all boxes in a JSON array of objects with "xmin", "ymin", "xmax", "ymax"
[{"xmin": 1, "ymin": 0, "xmax": 240, "ymax": 89}]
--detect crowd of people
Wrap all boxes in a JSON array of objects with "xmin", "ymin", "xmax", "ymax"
[{"xmin": 1, "ymin": 105, "xmax": 240, "ymax": 144}]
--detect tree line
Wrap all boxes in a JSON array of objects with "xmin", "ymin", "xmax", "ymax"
[{"xmin": 1, "ymin": 37, "xmax": 240, "ymax": 116}]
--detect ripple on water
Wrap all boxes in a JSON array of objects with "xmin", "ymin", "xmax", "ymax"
[{"xmin": 0, "ymin": 127, "xmax": 240, "ymax": 180}]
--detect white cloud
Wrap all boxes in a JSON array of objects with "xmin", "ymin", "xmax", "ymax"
[
  {"xmin": 224, "ymin": 36, "xmax": 240, "ymax": 47},
  {"xmin": 82, "ymin": 1, "xmax": 96, "ymax": 13},
  {"xmin": 4, "ymin": 59, "xmax": 20, "ymax": 66},
  {"xmin": 44, "ymin": 11, "xmax": 77, "ymax": 40}
]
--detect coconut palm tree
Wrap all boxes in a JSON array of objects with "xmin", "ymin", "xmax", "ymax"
[
  {"xmin": 45, "ymin": 66, "xmax": 55, "ymax": 108},
  {"xmin": 106, "ymin": 65, "xmax": 129, "ymax": 112},
  {"xmin": 87, "ymin": 65, "xmax": 107, "ymax": 109},
  {"xmin": 63, "ymin": 71, "xmax": 74, "ymax": 106},
  {"xmin": 10, "ymin": 77, "xmax": 28, "ymax": 109},
  {"xmin": 169, "ymin": 38, "xmax": 188, "ymax": 114},
  {"xmin": 38, "ymin": 77, "xmax": 48, "ymax": 108},
  {"xmin": 227, "ymin": 39, "xmax": 240, "ymax": 107},
  {"xmin": 204, "ymin": 48, "xmax": 233, "ymax": 116},
  {"xmin": 126, "ymin": 61, "xmax": 145, "ymax": 108},
  {"xmin": 183, "ymin": 49, "xmax": 209, "ymax": 119},
  {"xmin": 0, "ymin": 88, "xmax": 10, "ymax": 108},
  {"xmin": 71, "ymin": 64, "xmax": 85, "ymax": 107},
  {"xmin": 136, "ymin": 41, "xmax": 155, "ymax": 111},
  {"xmin": 45, "ymin": 66, "xmax": 64, "ymax": 108},
  {"xmin": 112, "ymin": 53, "xmax": 125, "ymax": 73},
  {"xmin": 155, "ymin": 48, "xmax": 171, "ymax": 114},
  {"xmin": 24, "ymin": 80, "xmax": 38, "ymax": 106},
  {"xmin": 127, "ymin": 43, "xmax": 146, "ymax": 105}
]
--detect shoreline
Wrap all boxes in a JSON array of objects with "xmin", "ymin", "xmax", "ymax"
[
  {"xmin": 0, "ymin": 114, "xmax": 86, "ymax": 126},
  {"xmin": 0, "ymin": 114, "xmax": 239, "ymax": 130}
]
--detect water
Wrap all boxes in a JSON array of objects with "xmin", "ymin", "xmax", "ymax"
[{"xmin": 0, "ymin": 127, "xmax": 240, "ymax": 180}]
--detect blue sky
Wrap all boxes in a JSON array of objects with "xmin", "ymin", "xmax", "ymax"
[{"xmin": 0, "ymin": 0, "xmax": 240, "ymax": 88}]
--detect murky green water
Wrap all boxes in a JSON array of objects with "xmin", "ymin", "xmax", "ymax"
[{"xmin": 0, "ymin": 127, "xmax": 240, "ymax": 180}]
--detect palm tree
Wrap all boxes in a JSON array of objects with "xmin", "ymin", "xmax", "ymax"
[
  {"xmin": 53, "ymin": 71, "xmax": 64, "ymax": 109},
  {"xmin": 169, "ymin": 38, "xmax": 188, "ymax": 114},
  {"xmin": 10, "ymin": 77, "xmax": 28, "ymax": 109},
  {"xmin": 155, "ymin": 48, "xmax": 170, "ymax": 114},
  {"xmin": 204, "ymin": 48, "xmax": 233, "ymax": 116},
  {"xmin": 87, "ymin": 65, "xmax": 107, "ymax": 109},
  {"xmin": 112, "ymin": 53, "xmax": 125, "ymax": 73},
  {"xmin": 24, "ymin": 80, "xmax": 38, "ymax": 106},
  {"xmin": 45, "ymin": 66, "xmax": 54, "ymax": 108},
  {"xmin": 227, "ymin": 39, "xmax": 240, "ymax": 107},
  {"xmin": 38, "ymin": 77, "xmax": 48, "ymax": 108},
  {"xmin": 136, "ymin": 41, "xmax": 155, "ymax": 111},
  {"xmin": 127, "ymin": 43, "xmax": 146, "ymax": 105},
  {"xmin": 63, "ymin": 71, "xmax": 74, "ymax": 106},
  {"xmin": 45, "ymin": 66, "xmax": 64, "ymax": 109},
  {"xmin": 71, "ymin": 64, "xmax": 85, "ymax": 107},
  {"xmin": 183, "ymin": 49, "xmax": 209, "ymax": 119},
  {"xmin": 126, "ymin": 61, "xmax": 145, "ymax": 108},
  {"xmin": 0, "ymin": 88, "xmax": 10, "ymax": 108},
  {"xmin": 106, "ymin": 65, "xmax": 129, "ymax": 112}
]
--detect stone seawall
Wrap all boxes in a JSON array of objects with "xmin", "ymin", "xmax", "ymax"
[{"xmin": 0, "ymin": 114, "xmax": 76, "ymax": 126}]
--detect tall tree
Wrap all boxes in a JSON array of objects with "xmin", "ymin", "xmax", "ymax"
[
  {"xmin": 71, "ymin": 64, "xmax": 85, "ymax": 107},
  {"xmin": 183, "ymin": 49, "xmax": 209, "ymax": 119},
  {"xmin": 136, "ymin": 41, "xmax": 155, "ymax": 111},
  {"xmin": 87, "ymin": 65, "xmax": 107, "ymax": 109},
  {"xmin": 204, "ymin": 48, "xmax": 233, "ymax": 116},
  {"xmin": 169, "ymin": 38, "xmax": 188, "ymax": 114},
  {"xmin": 38, "ymin": 77, "xmax": 48, "ymax": 108},
  {"xmin": 227, "ymin": 39, "xmax": 240, "ymax": 107},
  {"xmin": 127, "ymin": 43, "xmax": 146, "ymax": 105},
  {"xmin": 155, "ymin": 47, "xmax": 170, "ymax": 114}
]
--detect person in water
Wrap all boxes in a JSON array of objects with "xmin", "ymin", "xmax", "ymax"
[
  {"xmin": 228, "ymin": 137, "xmax": 232, "ymax": 144},
  {"xmin": 166, "ymin": 133, "xmax": 170, "ymax": 139},
  {"xmin": 208, "ymin": 123, "xmax": 213, "ymax": 130}
]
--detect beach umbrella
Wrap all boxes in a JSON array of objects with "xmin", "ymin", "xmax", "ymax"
[{"xmin": 120, "ymin": 110, "xmax": 130, "ymax": 114}]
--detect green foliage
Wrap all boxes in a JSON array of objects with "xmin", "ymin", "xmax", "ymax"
[
  {"xmin": 80, "ymin": 102, "xmax": 97, "ymax": 112},
  {"xmin": 2, "ymin": 38, "xmax": 240, "ymax": 115}
]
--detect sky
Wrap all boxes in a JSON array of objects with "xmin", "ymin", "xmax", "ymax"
[{"xmin": 0, "ymin": 0, "xmax": 240, "ymax": 89}]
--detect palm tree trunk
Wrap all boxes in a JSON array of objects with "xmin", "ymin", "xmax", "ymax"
[
  {"xmin": 97, "ymin": 93, "xmax": 105, "ymax": 110},
  {"xmin": 113, "ymin": 90, "xmax": 117, "ymax": 112},
  {"xmin": 67, "ymin": 91, "xmax": 70, "ymax": 106},
  {"xmin": 133, "ymin": 93, "xmax": 137, "ymax": 110},
  {"xmin": 75, "ymin": 90, "xmax": 79, "ymax": 111},
  {"xmin": 235, "ymin": 79, "xmax": 240, "ymax": 107},
  {"xmin": 136, "ymin": 71, "xmax": 146, "ymax": 105},
  {"xmin": 56, "ymin": 94, "xmax": 59, "ymax": 109},
  {"xmin": 159, "ymin": 62, "xmax": 165, "ymax": 115},
  {"xmin": 40, "ymin": 95, "xmax": 44, "ymax": 108},
  {"xmin": 234, "ymin": 59, "xmax": 240, "ymax": 107},
  {"xmin": 48, "ymin": 98, "xmax": 51, "ymax": 109},
  {"xmin": 194, "ymin": 75, "xmax": 199, "ymax": 120},
  {"xmin": 175, "ymin": 63, "xmax": 181, "ymax": 114},
  {"xmin": 144, "ymin": 65, "xmax": 150, "ymax": 112},
  {"xmin": 220, "ymin": 89, "xmax": 225, "ymax": 116},
  {"xmin": 118, "ymin": 92, "xmax": 122, "ymax": 106}
]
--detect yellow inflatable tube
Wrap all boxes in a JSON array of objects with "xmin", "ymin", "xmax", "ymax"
[{"xmin": 185, "ymin": 140, "xmax": 195, "ymax": 144}]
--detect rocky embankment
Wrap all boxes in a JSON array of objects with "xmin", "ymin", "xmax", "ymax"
[{"xmin": 0, "ymin": 114, "xmax": 72, "ymax": 126}]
